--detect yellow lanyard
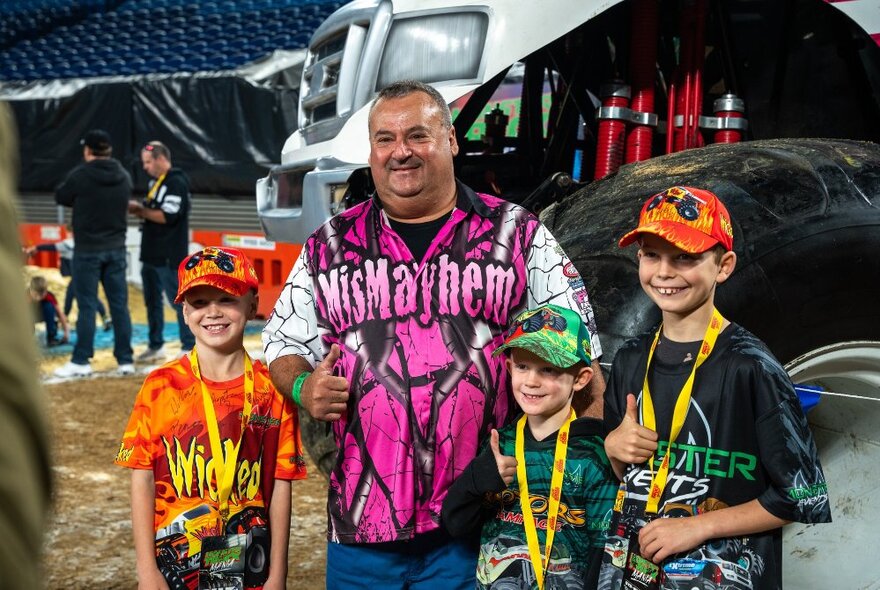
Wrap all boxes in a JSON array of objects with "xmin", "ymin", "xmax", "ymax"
[
  {"xmin": 642, "ymin": 308, "xmax": 724, "ymax": 514},
  {"xmin": 145, "ymin": 172, "xmax": 166, "ymax": 202},
  {"xmin": 516, "ymin": 409, "xmax": 575, "ymax": 590},
  {"xmin": 189, "ymin": 347, "xmax": 254, "ymax": 521}
]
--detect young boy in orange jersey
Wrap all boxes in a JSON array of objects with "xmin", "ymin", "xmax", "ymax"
[
  {"xmin": 599, "ymin": 186, "xmax": 830, "ymax": 590},
  {"xmin": 115, "ymin": 246, "xmax": 307, "ymax": 590}
]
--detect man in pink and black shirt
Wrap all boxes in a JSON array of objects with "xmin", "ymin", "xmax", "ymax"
[{"xmin": 263, "ymin": 80, "xmax": 605, "ymax": 589}]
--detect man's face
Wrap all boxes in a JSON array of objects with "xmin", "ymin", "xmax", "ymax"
[
  {"xmin": 141, "ymin": 150, "xmax": 163, "ymax": 179},
  {"xmin": 367, "ymin": 92, "xmax": 459, "ymax": 207}
]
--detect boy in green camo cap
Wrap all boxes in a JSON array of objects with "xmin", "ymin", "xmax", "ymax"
[{"xmin": 442, "ymin": 304, "xmax": 618, "ymax": 589}]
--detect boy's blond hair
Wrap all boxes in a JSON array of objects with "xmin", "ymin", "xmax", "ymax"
[{"xmin": 29, "ymin": 275, "xmax": 48, "ymax": 297}]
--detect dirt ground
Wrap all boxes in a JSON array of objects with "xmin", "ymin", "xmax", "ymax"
[{"xmin": 31, "ymin": 267, "xmax": 329, "ymax": 589}]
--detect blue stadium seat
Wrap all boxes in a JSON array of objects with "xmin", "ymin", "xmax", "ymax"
[
  {"xmin": 104, "ymin": 57, "xmax": 128, "ymax": 73},
  {"xmin": 188, "ymin": 40, "xmax": 209, "ymax": 53},
  {"xmin": 0, "ymin": 63, "xmax": 20, "ymax": 80},
  {"xmin": 164, "ymin": 54, "xmax": 186, "ymax": 69},
  {"xmin": 226, "ymin": 37, "xmax": 249, "ymax": 53},
  {"xmin": 279, "ymin": 5, "xmax": 301, "ymax": 18},
  {"xmin": 202, "ymin": 23, "xmax": 223, "ymax": 38},
  {"xmin": 145, "ymin": 56, "xmax": 166, "ymax": 69},
  {"xmin": 164, "ymin": 6, "xmax": 187, "ymax": 19},
  {"xmin": 1, "ymin": 0, "xmax": 336, "ymax": 79},
  {"xmin": 291, "ymin": 32, "xmax": 312, "ymax": 48},
  {"xmin": 203, "ymin": 12, "xmax": 224, "ymax": 25}
]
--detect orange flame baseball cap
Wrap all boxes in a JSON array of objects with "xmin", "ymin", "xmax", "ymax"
[
  {"xmin": 175, "ymin": 246, "xmax": 259, "ymax": 303},
  {"xmin": 618, "ymin": 186, "xmax": 734, "ymax": 253}
]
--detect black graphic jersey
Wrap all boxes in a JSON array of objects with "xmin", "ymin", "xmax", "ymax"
[
  {"xmin": 443, "ymin": 418, "xmax": 618, "ymax": 589},
  {"xmin": 599, "ymin": 324, "xmax": 831, "ymax": 590}
]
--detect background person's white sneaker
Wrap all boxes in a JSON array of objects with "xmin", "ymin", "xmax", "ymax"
[
  {"xmin": 136, "ymin": 346, "xmax": 166, "ymax": 363},
  {"xmin": 54, "ymin": 362, "xmax": 93, "ymax": 378},
  {"xmin": 117, "ymin": 363, "xmax": 135, "ymax": 376}
]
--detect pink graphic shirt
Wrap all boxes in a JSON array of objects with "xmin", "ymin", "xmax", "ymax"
[{"xmin": 264, "ymin": 183, "xmax": 601, "ymax": 543}]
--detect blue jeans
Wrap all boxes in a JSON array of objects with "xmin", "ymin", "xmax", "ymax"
[
  {"xmin": 325, "ymin": 531, "xmax": 477, "ymax": 590},
  {"xmin": 37, "ymin": 298, "xmax": 58, "ymax": 341},
  {"xmin": 141, "ymin": 261, "xmax": 194, "ymax": 350},
  {"xmin": 64, "ymin": 275, "xmax": 106, "ymax": 319},
  {"xmin": 71, "ymin": 248, "xmax": 132, "ymax": 365}
]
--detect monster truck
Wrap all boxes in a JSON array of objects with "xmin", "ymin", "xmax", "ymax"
[{"xmin": 256, "ymin": 2, "xmax": 880, "ymax": 586}]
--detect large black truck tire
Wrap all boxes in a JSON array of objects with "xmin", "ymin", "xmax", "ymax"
[{"xmin": 542, "ymin": 138, "xmax": 880, "ymax": 588}]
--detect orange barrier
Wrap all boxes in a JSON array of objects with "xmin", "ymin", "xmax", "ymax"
[
  {"xmin": 190, "ymin": 230, "xmax": 302, "ymax": 319},
  {"xmin": 19, "ymin": 224, "xmax": 299, "ymax": 320},
  {"xmin": 19, "ymin": 223, "xmax": 67, "ymax": 270}
]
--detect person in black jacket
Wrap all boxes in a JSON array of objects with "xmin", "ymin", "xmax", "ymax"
[
  {"xmin": 129, "ymin": 141, "xmax": 195, "ymax": 362},
  {"xmin": 54, "ymin": 129, "xmax": 134, "ymax": 378}
]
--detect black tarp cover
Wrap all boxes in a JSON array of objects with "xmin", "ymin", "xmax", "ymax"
[{"xmin": 8, "ymin": 74, "xmax": 297, "ymax": 195}]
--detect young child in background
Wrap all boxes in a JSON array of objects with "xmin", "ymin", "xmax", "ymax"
[
  {"xmin": 115, "ymin": 246, "xmax": 307, "ymax": 590},
  {"xmin": 599, "ymin": 186, "xmax": 831, "ymax": 590},
  {"xmin": 26, "ymin": 231, "xmax": 111, "ymax": 331},
  {"xmin": 28, "ymin": 275, "xmax": 69, "ymax": 346},
  {"xmin": 442, "ymin": 304, "xmax": 618, "ymax": 589}
]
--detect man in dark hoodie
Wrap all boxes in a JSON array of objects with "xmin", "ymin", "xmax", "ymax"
[
  {"xmin": 54, "ymin": 129, "xmax": 135, "ymax": 378},
  {"xmin": 129, "ymin": 140, "xmax": 194, "ymax": 362}
]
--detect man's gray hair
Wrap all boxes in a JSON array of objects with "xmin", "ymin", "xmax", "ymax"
[
  {"xmin": 143, "ymin": 141, "xmax": 171, "ymax": 161},
  {"xmin": 370, "ymin": 80, "xmax": 453, "ymax": 129}
]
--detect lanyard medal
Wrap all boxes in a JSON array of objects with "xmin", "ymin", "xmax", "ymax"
[
  {"xmin": 621, "ymin": 308, "xmax": 725, "ymax": 590},
  {"xmin": 189, "ymin": 347, "xmax": 254, "ymax": 523},
  {"xmin": 189, "ymin": 348, "xmax": 259, "ymax": 589},
  {"xmin": 515, "ymin": 408, "xmax": 575, "ymax": 590},
  {"xmin": 642, "ymin": 307, "xmax": 724, "ymax": 515}
]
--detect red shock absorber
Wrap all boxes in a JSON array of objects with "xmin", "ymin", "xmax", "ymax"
[
  {"xmin": 666, "ymin": 76, "xmax": 676, "ymax": 155},
  {"xmin": 689, "ymin": 0, "xmax": 707, "ymax": 148},
  {"xmin": 594, "ymin": 81, "xmax": 631, "ymax": 179},
  {"xmin": 712, "ymin": 93, "xmax": 745, "ymax": 143},
  {"xmin": 672, "ymin": 0, "xmax": 707, "ymax": 152},
  {"xmin": 626, "ymin": 0, "xmax": 659, "ymax": 163},
  {"xmin": 672, "ymin": 6, "xmax": 694, "ymax": 153}
]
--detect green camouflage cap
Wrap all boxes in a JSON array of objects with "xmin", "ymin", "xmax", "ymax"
[{"xmin": 493, "ymin": 304, "xmax": 592, "ymax": 368}]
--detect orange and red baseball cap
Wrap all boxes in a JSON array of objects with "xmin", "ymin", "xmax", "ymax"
[
  {"xmin": 618, "ymin": 186, "xmax": 734, "ymax": 254},
  {"xmin": 175, "ymin": 246, "xmax": 259, "ymax": 303}
]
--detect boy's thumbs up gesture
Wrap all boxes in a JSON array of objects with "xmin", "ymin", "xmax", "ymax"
[
  {"xmin": 604, "ymin": 393, "xmax": 659, "ymax": 478},
  {"xmin": 490, "ymin": 429, "xmax": 517, "ymax": 485},
  {"xmin": 300, "ymin": 343, "xmax": 350, "ymax": 422}
]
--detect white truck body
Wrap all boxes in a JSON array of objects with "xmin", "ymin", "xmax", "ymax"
[
  {"xmin": 256, "ymin": 0, "xmax": 880, "ymax": 245},
  {"xmin": 256, "ymin": 0, "xmax": 628, "ymax": 243}
]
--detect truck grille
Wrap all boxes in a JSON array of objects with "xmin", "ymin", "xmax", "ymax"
[
  {"xmin": 297, "ymin": 0, "xmax": 386, "ymax": 144},
  {"xmin": 300, "ymin": 32, "xmax": 346, "ymax": 128}
]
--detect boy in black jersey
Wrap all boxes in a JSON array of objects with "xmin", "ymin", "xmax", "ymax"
[{"xmin": 599, "ymin": 186, "xmax": 830, "ymax": 590}]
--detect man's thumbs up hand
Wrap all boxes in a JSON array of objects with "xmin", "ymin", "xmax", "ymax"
[{"xmin": 300, "ymin": 343, "xmax": 350, "ymax": 422}]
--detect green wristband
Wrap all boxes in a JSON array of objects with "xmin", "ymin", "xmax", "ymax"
[{"xmin": 291, "ymin": 371, "xmax": 311, "ymax": 406}]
